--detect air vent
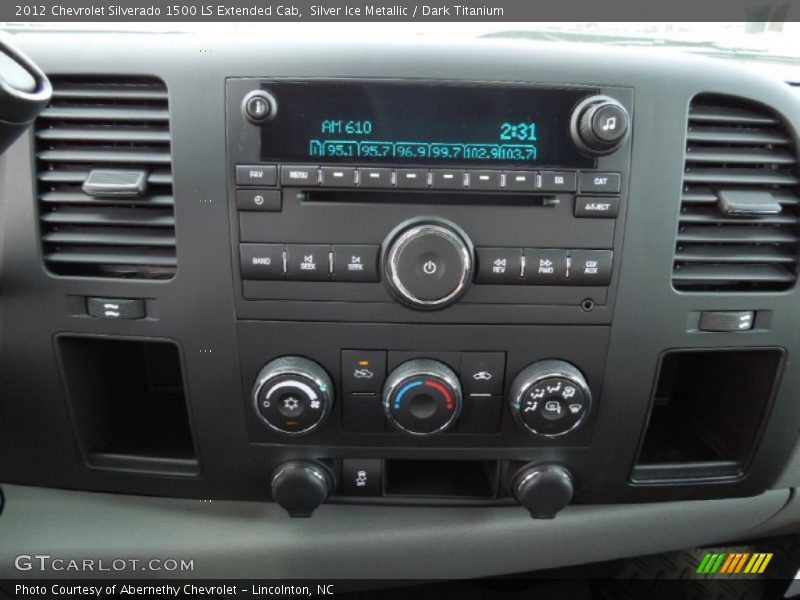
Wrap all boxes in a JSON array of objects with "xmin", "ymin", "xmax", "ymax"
[
  {"xmin": 673, "ymin": 94, "xmax": 800, "ymax": 291},
  {"xmin": 36, "ymin": 76, "xmax": 175, "ymax": 279}
]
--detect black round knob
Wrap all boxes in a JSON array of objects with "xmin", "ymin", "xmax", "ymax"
[
  {"xmin": 383, "ymin": 218, "xmax": 473, "ymax": 310},
  {"xmin": 509, "ymin": 360, "xmax": 591, "ymax": 437},
  {"xmin": 383, "ymin": 358, "xmax": 462, "ymax": 435},
  {"xmin": 570, "ymin": 95, "xmax": 629, "ymax": 156},
  {"xmin": 242, "ymin": 89, "xmax": 277, "ymax": 124},
  {"xmin": 252, "ymin": 356, "xmax": 334, "ymax": 435},
  {"xmin": 512, "ymin": 464, "xmax": 574, "ymax": 519},
  {"xmin": 271, "ymin": 460, "xmax": 333, "ymax": 518}
]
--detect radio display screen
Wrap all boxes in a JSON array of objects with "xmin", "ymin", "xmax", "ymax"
[{"xmin": 259, "ymin": 81, "xmax": 594, "ymax": 168}]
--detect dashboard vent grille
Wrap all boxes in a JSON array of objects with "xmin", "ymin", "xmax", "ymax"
[
  {"xmin": 673, "ymin": 94, "xmax": 800, "ymax": 291},
  {"xmin": 35, "ymin": 76, "xmax": 175, "ymax": 279}
]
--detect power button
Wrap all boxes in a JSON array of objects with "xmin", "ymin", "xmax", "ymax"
[{"xmin": 384, "ymin": 220, "xmax": 473, "ymax": 310}]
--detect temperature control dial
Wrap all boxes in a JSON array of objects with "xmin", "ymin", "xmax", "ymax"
[
  {"xmin": 509, "ymin": 360, "xmax": 591, "ymax": 437},
  {"xmin": 383, "ymin": 359, "xmax": 462, "ymax": 435},
  {"xmin": 252, "ymin": 356, "xmax": 334, "ymax": 435},
  {"xmin": 570, "ymin": 95, "xmax": 630, "ymax": 156}
]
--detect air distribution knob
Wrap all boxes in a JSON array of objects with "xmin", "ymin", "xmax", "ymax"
[
  {"xmin": 252, "ymin": 356, "xmax": 334, "ymax": 435},
  {"xmin": 383, "ymin": 358, "xmax": 462, "ymax": 435},
  {"xmin": 270, "ymin": 460, "xmax": 334, "ymax": 518},
  {"xmin": 383, "ymin": 218, "xmax": 473, "ymax": 310},
  {"xmin": 511, "ymin": 464, "xmax": 574, "ymax": 519},
  {"xmin": 570, "ymin": 95, "xmax": 630, "ymax": 156},
  {"xmin": 509, "ymin": 360, "xmax": 591, "ymax": 437}
]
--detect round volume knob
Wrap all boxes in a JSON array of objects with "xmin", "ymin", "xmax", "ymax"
[
  {"xmin": 383, "ymin": 218, "xmax": 473, "ymax": 310},
  {"xmin": 383, "ymin": 359, "xmax": 462, "ymax": 435},
  {"xmin": 271, "ymin": 460, "xmax": 334, "ymax": 518},
  {"xmin": 252, "ymin": 356, "xmax": 334, "ymax": 435},
  {"xmin": 509, "ymin": 360, "xmax": 591, "ymax": 437},
  {"xmin": 570, "ymin": 95, "xmax": 629, "ymax": 156}
]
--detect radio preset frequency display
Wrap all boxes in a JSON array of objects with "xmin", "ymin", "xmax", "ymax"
[{"xmin": 257, "ymin": 81, "xmax": 596, "ymax": 167}]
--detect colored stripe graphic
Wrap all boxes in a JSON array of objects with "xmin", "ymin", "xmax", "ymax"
[{"xmin": 697, "ymin": 552, "xmax": 773, "ymax": 574}]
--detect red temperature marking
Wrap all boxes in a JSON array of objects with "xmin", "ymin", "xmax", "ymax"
[{"xmin": 425, "ymin": 379, "xmax": 454, "ymax": 410}]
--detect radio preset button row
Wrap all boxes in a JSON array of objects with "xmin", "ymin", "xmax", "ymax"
[
  {"xmin": 475, "ymin": 247, "xmax": 613, "ymax": 286},
  {"xmin": 275, "ymin": 164, "xmax": 621, "ymax": 194},
  {"xmin": 240, "ymin": 243, "xmax": 380, "ymax": 282}
]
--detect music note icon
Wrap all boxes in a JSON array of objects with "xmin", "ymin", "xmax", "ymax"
[{"xmin": 601, "ymin": 116, "xmax": 617, "ymax": 131}]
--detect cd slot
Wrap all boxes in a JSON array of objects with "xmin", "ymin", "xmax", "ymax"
[{"xmin": 304, "ymin": 189, "xmax": 558, "ymax": 207}]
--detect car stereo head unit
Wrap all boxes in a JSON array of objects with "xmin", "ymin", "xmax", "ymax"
[{"xmin": 227, "ymin": 78, "xmax": 633, "ymax": 321}]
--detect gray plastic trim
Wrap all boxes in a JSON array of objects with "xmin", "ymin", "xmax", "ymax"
[{"xmin": 0, "ymin": 484, "xmax": 789, "ymax": 579}]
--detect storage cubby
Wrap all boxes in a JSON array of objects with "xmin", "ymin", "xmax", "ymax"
[
  {"xmin": 384, "ymin": 460, "xmax": 499, "ymax": 498},
  {"xmin": 632, "ymin": 348, "xmax": 783, "ymax": 482},
  {"xmin": 58, "ymin": 336, "xmax": 199, "ymax": 476}
]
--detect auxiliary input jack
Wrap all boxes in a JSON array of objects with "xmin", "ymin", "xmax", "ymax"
[{"xmin": 580, "ymin": 299, "xmax": 595, "ymax": 312}]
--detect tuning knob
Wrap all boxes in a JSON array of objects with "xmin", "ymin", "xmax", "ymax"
[
  {"xmin": 383, "ymin": 218, "xmax": 473, "ymax": 310},
  {"xmin": 252, "ymin": 356, "xmax": 334, "ymax": 435},
  {"xmin": 509, "ymin": 360, "xmax": 591, "ymax": 437},
  {"xmin": 570, "ymin": 95, "xmax": 629, "ymax": 156},
  {"xmin": 271, "ymin": 460, "xmax": 334, "ymax": 518},
  {"xmin": 511, "ymin": 464, "xmax": 574, "ymax": 519},
  {"xmin": 383, "ymin": 359, "xmax": 462, "ymax": 435}
]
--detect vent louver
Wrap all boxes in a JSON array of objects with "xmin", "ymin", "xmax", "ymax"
[
  {"xmin": 36, "ymin": 76, "xmax": 175, "ymax": 279},
  {"xmin": 673, "ymin": 94, "xmax": 800, "ymax": 291}
]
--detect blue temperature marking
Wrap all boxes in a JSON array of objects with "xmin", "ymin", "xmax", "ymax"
[{"xmin": 394, "ymin": 380, "xmax": 423, "ymax": 410}]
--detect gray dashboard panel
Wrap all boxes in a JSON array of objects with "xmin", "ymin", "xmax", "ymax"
[
  {"xmin": 1, "ymin": 32, "xmax": 800, "ymax": 575},
  {"xmin": 0, "ymin": 484, "xmax": 790, "ymax": 579}
]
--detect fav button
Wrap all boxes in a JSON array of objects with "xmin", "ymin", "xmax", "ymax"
[
  {"xmin": 286, "ymin": 244, "xmax": 331, "ymax": 281},
  {"xmin": 236, "ymin": 164, "xmax": 277, "ymax": 186}
]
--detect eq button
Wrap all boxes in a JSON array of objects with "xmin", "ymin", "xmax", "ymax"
[{"xmin": 538, "ymin": 171, "xmax": 577, "ymax": 192}]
